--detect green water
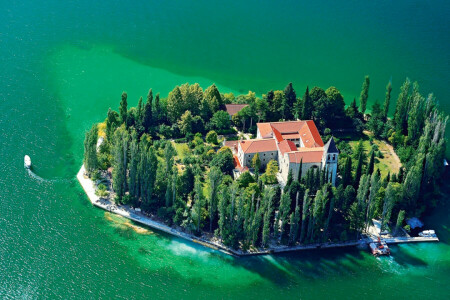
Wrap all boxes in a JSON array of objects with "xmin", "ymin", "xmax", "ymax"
[{"xmin": 1, "ymin": 0, "xmax": 449, "ymax": 298}]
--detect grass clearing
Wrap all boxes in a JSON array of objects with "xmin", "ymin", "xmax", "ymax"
[
  {"xmin": 337, "ymin": 131, "xmax": 401, "ymax": 177},
  {"xmin": 172, "ymin": 142, "xmax": 190, "ymax": 160}
]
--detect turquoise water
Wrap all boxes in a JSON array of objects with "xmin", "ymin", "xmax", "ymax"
[{"xmin": 1, "ymin": 0, "xmax": 449, "ymax": 298}]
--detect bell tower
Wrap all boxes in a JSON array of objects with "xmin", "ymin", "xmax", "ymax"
[{"xmin": 322, "ymin": 137, "xmax": 339, "ymax": 186}]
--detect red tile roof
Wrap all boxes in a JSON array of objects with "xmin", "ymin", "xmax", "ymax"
[
  {"xmin": 223, "ymin": 140, "xmax": 238, "ymax": 151},
  {"xmin": 257, "ymin": 123, "xmax": 273, "ymax": 138},
  {"xmin": 278, "ymin": 140, "xmax": 297, "ymax": 155},
  {"xmin": 225, "ymin": 104, "xmax": 248, "ymax": 116},
  {"xmin": 257, "ymin": 120, "xmax": 323, "ymax": 148},
  {"xmin": 299, "ymin": 120, "xmax": 324, "ymax": 148},
  {"xmin": 282, "ymin": 133, "xmax": 301, "ymax": 140},
  {"xmin": 233, "ymin": 155, "xmax": 241, "ymax": 168},
  {"xmin": 239, "ymin": 139, "xmax": 278, "ymax": 153},
  {"xmin": 287, "ymin": 148, "xmax": 324, "ymax": 163},
  {"xmin": 271, "ymin": 121, "xmax": 305, "ymax": 133},
  {"xmin": 272, "ymin": 126, "xmax": 284, "ymax": 142}
]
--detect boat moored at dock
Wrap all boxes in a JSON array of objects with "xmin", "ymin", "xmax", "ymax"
[{"xmin": 369, "ymin": 237, "xmax": 390, "ymax": 256}]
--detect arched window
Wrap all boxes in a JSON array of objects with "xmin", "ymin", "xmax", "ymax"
[
  {"xmin": 328, "ymin": 154, "xmax": 331, "ymax": 160},
  {"xmin": 333, "ymin": 154, "xmax": 336, "ymax": 161}
]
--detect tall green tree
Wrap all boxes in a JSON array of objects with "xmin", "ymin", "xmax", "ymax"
[
  {"xmin": 192, "ymin": 175, "xmax": 205, "ymax": 233},
  {"xmin": 297, "ymin": 158, "xmax": 303, "ymax": 182},
  {"xmin": 395, "ymin": 210, "xmax": 405, "ymax": 235},
  {"xmin": 106, "ymin": 109, "xmax": 120, "ymax": 142},
  {"xmin": 111, "ymin": 125, "xmax": 129, "ymax": 200},
  {"xmin": 407, "ymin": 86, "xmax": 426, "ymax": 144},
  {"xmin": 299, "ymin": 190, "xmax": 310, "ymax": 243},
  {"xmin": 383, "ymin": 81, "xmax": 392, "ymax": 120},
  {"xmin": 164, "ymin": 142, "xmax": 176, "ymax": 176},
  {"xmin": 380, "ymin": 182, "xmax": 402, "ymax": 232},
  {"xmin": 178, "ymin": 110, "xmax": 194, "ymax": 135},
  {"xmin": 301, "ymin": 86, "xmax": 313, "ymax": 120},
  {"xmin": 128, "ymin": 129, "xmax": 140, "ymax": 199},
  {"xmin": 207, "ymin": 166, "xmax": 223, "ymax": 232},
  {"xmin": 359, "ymin": 76, "xmax": 370, "ymax": 114},
  {"xmin": 354, "ymin": 152, "xmax": 364, "ymax": 189},
  {"xmin": 143, "ymin": 89, "xmax": 153, "ymax": 132},
  {"xmin": 154, "ymin": 93, "xmax": 161, "ymax": 124},
  {"xmin": 393, "ymin": 78, "xmax": 411, "ymax": 134},
  {"xmin": 167, "ymin": 86, "xmax": 184, "ymax": 123},
  {"xmin": 83, "ymin": 124, "xmax": 98, "ymax": 175},
  {"xmin": 366, "ymin": 150, "xmax": 375, "ymax": 176},
  {"xmin": 204, "ymin": 84, "xmax": 223, "ymax": 115},
  {"xmin": 277, "ymin": 192, "xmax": 291, "ymax": 241},
  {"xmin": 139, "ymin": 139, "xmax": 158, "ymax": 208},
  {"xmin": 282, "ymin": 82, "xmax": 296, "ymax": 120},
  {"xmin": 341, "ymin": 157, "xmax": 352, "ymax": 187},
  {"xmin": 119, "ymin": 92, "xmax": 128, "ymax": 125}
]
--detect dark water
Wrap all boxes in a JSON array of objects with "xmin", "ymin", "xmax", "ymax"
[{"xmin": 1, "ymin": 0, "xmax": 449, "ymax": 298}]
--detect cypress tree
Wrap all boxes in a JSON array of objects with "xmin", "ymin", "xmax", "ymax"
[
  {"xmin": 366, "ymin": 150, "xmax": 375, "ymax": 176},
  {"xmin": 341, "ymin": 157, "xmax": 352, "ymax": 187},
  {"xmin": 383, "ymin": 81, "xmax": 392, "ymax": 120},
  {"xmin": 300, "ymin": 190, "xmax": 310, "ymax": 243},
  {"xmin": 139, "ymin": 139, "xmax": 158, "ymax": 208},
  {"xmin": 111, "ymin": 125, "xmax": 129, "ymax": 200},
  {"xmin": 365, "ymin": 171, "xmax": 381, "ymax": 231},
  {"xmin": 192, "ymin": 176, "xmax": 204, "ymax": 233},
  {"xmin": 359, "ymin": 76, "xmax": 370, "ymax": 114},
  {"xmin": 297, "ymin": 158, "xmax": 303, "ymax": 182},
  {"xmin": 154, "ymin": 93, "xmax": 161, "ymax": 124},
  {"xmin": 393, "ymin": 78, "xmax": 411, "ymax": 134},
  {"xmin": 83, "ymin": 124, "xmax": 98, "ymax": 175},
  {"xmin": 143, "ymin": 89, "xmax": 153, "ymax": 132},
  {"xmin": 314, "ymin": 167, "xmax": 321, "ymax": 192},
  {"xmin": 283, "ymin": 82, "xmax": 296, "ymax": 120},
  {"xmin": 128, "ymin": 129, "xmax": 140, "ymax": 200},
  {"xmin": 289, "ymin": 193, "xmax": 301, "ymax": 245},
  {"xmin": 207, "ymin": 166, "xmax": 223, "ymax": 232},
  {"xmin": 165, "ymin": 178, "xmax": 172, "ymax": 207},
  {"xmin": 301, "ymin": 86, "xmax": 313, "ymax": 120},
  {"xmin": 284, "ymin": 169, "xmax": 294, "ymax": 193},
  {"xmin": 278, "ymin": 193, "xmax": 291, "ymax": 241},
  {"xmin": 106, "ymin": 108, "xmax": 120, "ymax": 142},
  {"xmin": 119, "ymin": 92, "xmax": 128, "ymax": 125},
  {"xmin": 395, "ymin": 210, "xmax": 405, "ymax": 235},
  {"xmin": 354, "ymin": 153, "xmax": 364, "ymax": 189}
]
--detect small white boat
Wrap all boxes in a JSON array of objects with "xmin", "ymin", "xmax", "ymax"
[
  {"xmin": 24, "ymin": 155, "xmax": 31, "ymax": 169},
  {"xmin": 419, "ymin": 230, "xmax": 436, "ymax": 237}
]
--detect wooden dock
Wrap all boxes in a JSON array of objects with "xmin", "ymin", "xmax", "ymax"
[{"xmin": 382, "ymin": 236, "xmax": 439, "ymax": 244}]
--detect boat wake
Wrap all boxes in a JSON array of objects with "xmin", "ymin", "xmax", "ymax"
[{"xmin": 26, "ymin": 167, "xmax": 73, "ymax": 183}]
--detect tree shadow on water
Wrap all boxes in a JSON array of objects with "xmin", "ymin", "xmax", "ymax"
[
  {"xmin": 228, "ymin": 247, "xmax": 368, "ymax": 286},
  {"xmin": 389, "ymin": 245, "xmax": 428, "ymax": 268}
]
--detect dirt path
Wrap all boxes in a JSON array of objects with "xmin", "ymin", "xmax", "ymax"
[{"xmin": 383, "ymin": 141, "xmax": 402, "ymax": 170}]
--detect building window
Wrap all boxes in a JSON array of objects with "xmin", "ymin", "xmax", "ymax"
[
  {"xmin": 333, "ymin": 154, "xmax": 336, "ymax": 161},
  {"xmin": 263, "ymin": 159, "xmax": 265, "ymax": 162},
  {"xmin": 328, "ymin": 154, "xmax": 331, "ymax": 160},
  {"xmin": 264, "ymin": 154, "xmax": 266, "ymax": 156}
]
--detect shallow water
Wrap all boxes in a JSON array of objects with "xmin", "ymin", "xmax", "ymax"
[{"xmin": 1, "ymin": 0, "xmax": 449, "ymax": 299}]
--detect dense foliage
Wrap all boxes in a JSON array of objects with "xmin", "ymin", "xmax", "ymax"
[{"xmin": 84, "ymin": 79, "xmax": 447, "ymax": 251}]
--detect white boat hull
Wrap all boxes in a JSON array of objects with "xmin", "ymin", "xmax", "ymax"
[{"xmin": 24, "ymin": 155, "xmax": 31, "ymax": 168}]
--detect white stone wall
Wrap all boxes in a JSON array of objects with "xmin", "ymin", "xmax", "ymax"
[
  {"xmin": 242, "ymin": 151, "xmax": 278, "ymax": 169},
  {"xmin": 280, "ymin": 153, "xmax": 321, "ymax": 181}
]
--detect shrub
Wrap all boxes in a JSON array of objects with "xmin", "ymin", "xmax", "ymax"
[
  {"xmin": 403, "ymin": 225, "xmax": 411, "ymax": 233},
  {"xmin": 206, "ymin": 130, "xmax": 218, "ymax": 144}
]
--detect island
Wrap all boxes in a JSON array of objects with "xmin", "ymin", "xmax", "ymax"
[{"xmin": 78, "ymin": 78, "xmax": 446, "ymax": 256}]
